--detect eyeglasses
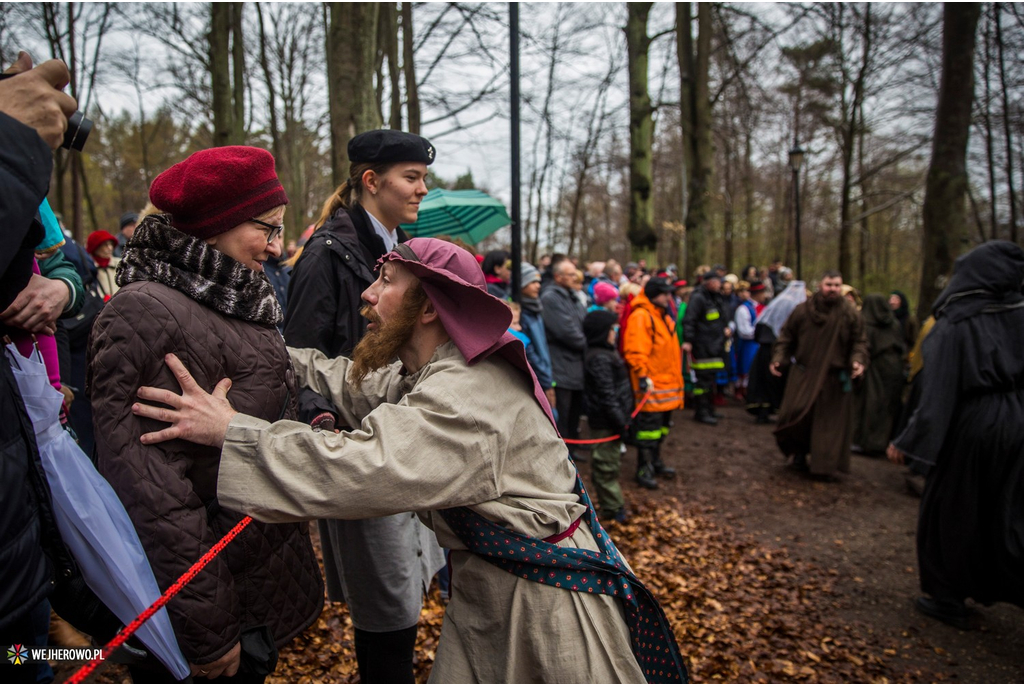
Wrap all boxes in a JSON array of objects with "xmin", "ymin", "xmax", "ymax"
[{"xmin": 250, "ymin": 217, "xmax": 284, "ymax": 244}]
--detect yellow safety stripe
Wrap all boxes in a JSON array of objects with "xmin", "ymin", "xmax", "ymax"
[
  {"xmin": 691, "ymin": 359, "xmax": 725, "ymax": 370},
  {"xmin": 635, "ymin": 430, "xmax": 662, "ymax": 441},
  {"xmin": 706, "ymin": 309, "xmax": 720, "ymax": 321}
]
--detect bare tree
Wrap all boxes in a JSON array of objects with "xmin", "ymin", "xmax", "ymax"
[
  {"xmin": 626, "ymin": 2, "xmax": 656, "ymax": 252},
  {"xmin": 326, "ymin": 2, "xmax": 381, "ymax": 186},
  {"xmin": 918, "ymin": 3, "xmax": 981, "ymax": 322}
]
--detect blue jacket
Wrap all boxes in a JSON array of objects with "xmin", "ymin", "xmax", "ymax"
[{"xmin": 520, "ymin": 307, "xmax": 554, "ymax": 390}]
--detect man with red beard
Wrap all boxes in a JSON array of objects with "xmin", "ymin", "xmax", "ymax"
[{"xmin": 132, "ymin": 238, "xmax": 687, "ymax": 684}]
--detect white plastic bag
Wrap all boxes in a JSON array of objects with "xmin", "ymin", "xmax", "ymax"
[{"xmin": 6, "ymin": 342, "xmax": 189, "ymax": 680}]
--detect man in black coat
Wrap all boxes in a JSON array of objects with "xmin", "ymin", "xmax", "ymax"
[
  {"xmin": 0, "ymin": 53, "xmax": 79, "ymax": 662},
  {"xmin": 541, "ymin": 258, "xmax": 588, "ymax": 459},
  {"xmin": 682, "ymin": 271, "xmax": 731, "ymax": 424}
]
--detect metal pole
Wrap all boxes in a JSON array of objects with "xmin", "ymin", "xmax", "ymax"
[
  {"xmin": 509, "ymin": 2, "xmax": 522, "ymax": 303},
  {"xmin": 793, "ymin": 166, "xmax": 802, "ymax": 281}
]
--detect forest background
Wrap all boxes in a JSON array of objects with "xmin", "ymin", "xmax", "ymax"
[{"xmin": 1, "ymin": 2, "xmax": 1021, "ymax": 320}]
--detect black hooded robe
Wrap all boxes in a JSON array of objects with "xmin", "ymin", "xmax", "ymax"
[
  {"xmin": 852, "ymin": 294, "xmax": 906, "ymax": 454},
  {"xmin": 893, "ymin": 240, "xmax": 1024, "ymax": 607}
]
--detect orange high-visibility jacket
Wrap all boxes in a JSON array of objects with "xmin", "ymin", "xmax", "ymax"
[{"xmin": 622, "ymin": 292, "xmax": 685, "ymax": 412}]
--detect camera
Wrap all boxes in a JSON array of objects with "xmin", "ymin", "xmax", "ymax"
[
  {"xmin": 62, "ymin": 110, "xmax": 92, "ymax": 151},
  {"xmin": 0, "ymin": 72, "xmax": 92, "ymax": 151}
]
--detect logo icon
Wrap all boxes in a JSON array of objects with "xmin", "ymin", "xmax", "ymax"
[{"xmin": 7, "ymin": 644, "xmax": 28, "ymax": 665}]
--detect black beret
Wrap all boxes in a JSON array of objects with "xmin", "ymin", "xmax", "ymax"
[
  {"xmin": 348, "ymin": 130, "xmax": 436, "ymax": 166},
  {"xmin": 645, "ymin": 276, "xmax": 675, "ymax": 299}
]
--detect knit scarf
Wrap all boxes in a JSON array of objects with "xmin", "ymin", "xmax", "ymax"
[
  {"xmin": 520, "ymin": 295, "xmax": 542, "ymax": 314},
  {"xmin": 116, "ymin": 214, "xmax": 282, "ymax": 327}
]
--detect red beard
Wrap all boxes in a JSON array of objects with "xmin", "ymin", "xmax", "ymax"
[{"xmin": 350, "ymin": 287, "xmax": 427, "ymax": 387}]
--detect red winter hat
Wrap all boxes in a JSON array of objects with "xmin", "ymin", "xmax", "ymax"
[
  {"xmin": 149, "ymin": 146, "xmax": 288, "ymax": 240},
  {"xmin": 86, "ymin": 230, "xmax": 117, "ymax": 255}
]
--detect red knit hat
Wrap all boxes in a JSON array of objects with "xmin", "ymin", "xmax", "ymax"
[
  {"xmin": 149, "ymin": 146, "xmax": 288, "ymax": 240},
  {"xmin": 86, "ymin": 230, "xmax": 117, "ymax": 255}
]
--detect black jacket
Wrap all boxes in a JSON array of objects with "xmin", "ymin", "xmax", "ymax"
[
  {"xmin": 682, "ymin": 285, "xmax": 728, "ymax": 359},
  {"xmin": 584, "ymin": 343, "xmax": 634, "ymax": 432},
  {"xmin": 283, "ymin": 206, "xmax": 407, "ymax": 421},
  {"xmin": 284, "ymin": 206, "xmax": 407, "ymax": 358},
  {"xmin": 540, "ymin": 285, "xmax": 587, "ymax": 390},
  {"xmin": 0, "ymin": 112, "xmax": 59, "ymax": 630}
]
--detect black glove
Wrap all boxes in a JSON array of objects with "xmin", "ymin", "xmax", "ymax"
[{"xmin": 638, "ymin": 377, "xmax": 652, "ymax": 393}]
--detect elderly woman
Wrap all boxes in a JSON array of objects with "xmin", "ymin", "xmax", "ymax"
[
  {"xmin": 85, "ymin": 229, "xmax": 120, "ymax": 300},
  {"xmin": 87, "ymin": 146, "xmax": 323, "ymax": 682}
]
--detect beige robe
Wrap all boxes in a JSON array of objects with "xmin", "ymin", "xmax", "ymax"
[{"xmin": 218, "ymin": 341, "xmax": 646, "ymax": 683}]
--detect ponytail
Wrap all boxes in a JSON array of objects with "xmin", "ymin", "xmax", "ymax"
[{"xmin": 314, "ymin": 161, "xmax": 396, "ymax": 230}]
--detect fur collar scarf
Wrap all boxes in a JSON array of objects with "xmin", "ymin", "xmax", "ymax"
[{"xmin": 116, "ymin": 214, "xmax": 282, "ymax": 327}]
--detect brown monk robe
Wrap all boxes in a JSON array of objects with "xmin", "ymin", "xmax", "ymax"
[{"xmin": 771, "ymin": 285, "xmax": 868, "ymax": 476}]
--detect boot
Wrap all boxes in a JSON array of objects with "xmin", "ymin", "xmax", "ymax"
[
  {"xmin": 652, "ymin": 444, "xmax": 676, "ymax": 479},
  {"xmin": 694, "ymin": 396, "xmax": 718, "ymax": 426},
  {"xmin": 635, "ymin": 448, "xmax": 659, "ymax": 489}
]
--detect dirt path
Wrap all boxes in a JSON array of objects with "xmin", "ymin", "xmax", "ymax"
[{"xmin": 620, "ymin": 401, "xmax": 1024, "ymax": 682}]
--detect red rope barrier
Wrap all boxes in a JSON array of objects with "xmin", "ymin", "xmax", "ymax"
[
  {"xmin": 564, "ymin": 389, "xmax": 651, "ymax": 445},
  {"xmin": 65, "ymin": 515, "xmax": 254, "ymax": 684}
]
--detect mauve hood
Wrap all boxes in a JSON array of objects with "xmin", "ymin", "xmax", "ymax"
[{"xmin": 378, "ymin": 238, "xmax": 557, "ymax": 429}]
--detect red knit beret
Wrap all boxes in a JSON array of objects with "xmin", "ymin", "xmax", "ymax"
[{"xmin": 149, "ymin": 146, "xmax": 288, "ymax": 240}]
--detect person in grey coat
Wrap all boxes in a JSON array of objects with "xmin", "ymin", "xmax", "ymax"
[{"xmin": 541, "ymin": 258, "xmax": 587, "ymax": 459}]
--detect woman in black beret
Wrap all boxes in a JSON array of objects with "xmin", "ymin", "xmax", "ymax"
[{"xmin": 281, "ymin": 130, "xmax": 445, "ymax": 683}]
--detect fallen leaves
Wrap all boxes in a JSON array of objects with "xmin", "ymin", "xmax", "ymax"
[{"xmin": 262, "ymin": 494, "xmax": 938, "ymax": 683}]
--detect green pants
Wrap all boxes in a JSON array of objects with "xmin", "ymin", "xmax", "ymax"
[{"xmin": 590, "ymin": 429, "xmax": 624, "ymax": 515}]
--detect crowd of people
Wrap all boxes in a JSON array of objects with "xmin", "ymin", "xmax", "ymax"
[{"xmin": 2, "ymin": 52, "xmax": 1021, "ymax": 685}]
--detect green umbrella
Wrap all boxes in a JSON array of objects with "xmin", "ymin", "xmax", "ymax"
[{"xmin": 400, "ymin": 188, "xmax": 510, "ymax": 245}]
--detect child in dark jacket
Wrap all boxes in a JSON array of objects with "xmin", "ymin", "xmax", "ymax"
[{"xmin": 583, "ymin": 310, "xmax": 634, "ymax": 523}]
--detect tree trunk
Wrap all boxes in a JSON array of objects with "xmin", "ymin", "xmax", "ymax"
[
  {"xmin": 676, "ymin": 2, "xmax": 694, "ymax": 272},
  {"xmin": 401, "ymin": 2, "xmax": 420, "ymax": 134},
  {"xmin": 326, "ymin": 2, "xmax": 381, "ymax": 187},
  {"xmin": 67, "ymin": 2, "xmax": 83, "ymax": 242},
  {"xmin": 839, "ymin": 4, "xmax": 871, "ymax": 279},
  {"xmin": 230, "ymin": 3, "xmax": 246, "ymax": 144},
  {"xmin": 742, "ymin": 127, "xmax": 754, "ymax": 267},
  {"xmin": 256, "ymin": 2, "xmax": 292, "ymax": 235},
  {"xmin": 994, "ymin": 3, "xmax": 1018, "ymax": 241},
  {"xmin": 723, "ymin": 134, "xmax": 734, "ymax": 270},
  {"xmin": 384, "ymin": 3, "xmax": 402, "ymax": 130},
  {"xmin": 686, "ymin": 3, "xmax": 713, "ymax": 271},
  {"xmin": 983, "ymin": 7, "xmax": 998, "ymax": 239},
  {"xmin": 918, "ymin": 4, "xmax": 981, "ymax": 323},
  {"xmin": 626, "ymin": 2, "xmax": 656, "ymax": 252},
  {"xmin": 210, "ymin": 3, "xmax": 233, "ymax": 147}
]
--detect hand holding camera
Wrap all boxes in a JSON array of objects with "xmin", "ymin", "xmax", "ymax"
[{"xmin": 0, "ymin": 51, "xmax": 81, "ymax": 150}]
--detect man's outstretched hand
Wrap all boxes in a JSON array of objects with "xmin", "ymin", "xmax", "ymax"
[{"xmin": 133, "ymin": 353, "xmax": 237, "ymax": 448}]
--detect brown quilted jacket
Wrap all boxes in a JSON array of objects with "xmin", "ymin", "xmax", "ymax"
[{"xmin": 87, "ymin": 280, "xmax": 323, "ymax": 665}]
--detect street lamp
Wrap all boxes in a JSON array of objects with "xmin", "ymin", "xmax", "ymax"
[{"xmin": 788, "ymin": 145, "xmax": 805, "ymax": 280}]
